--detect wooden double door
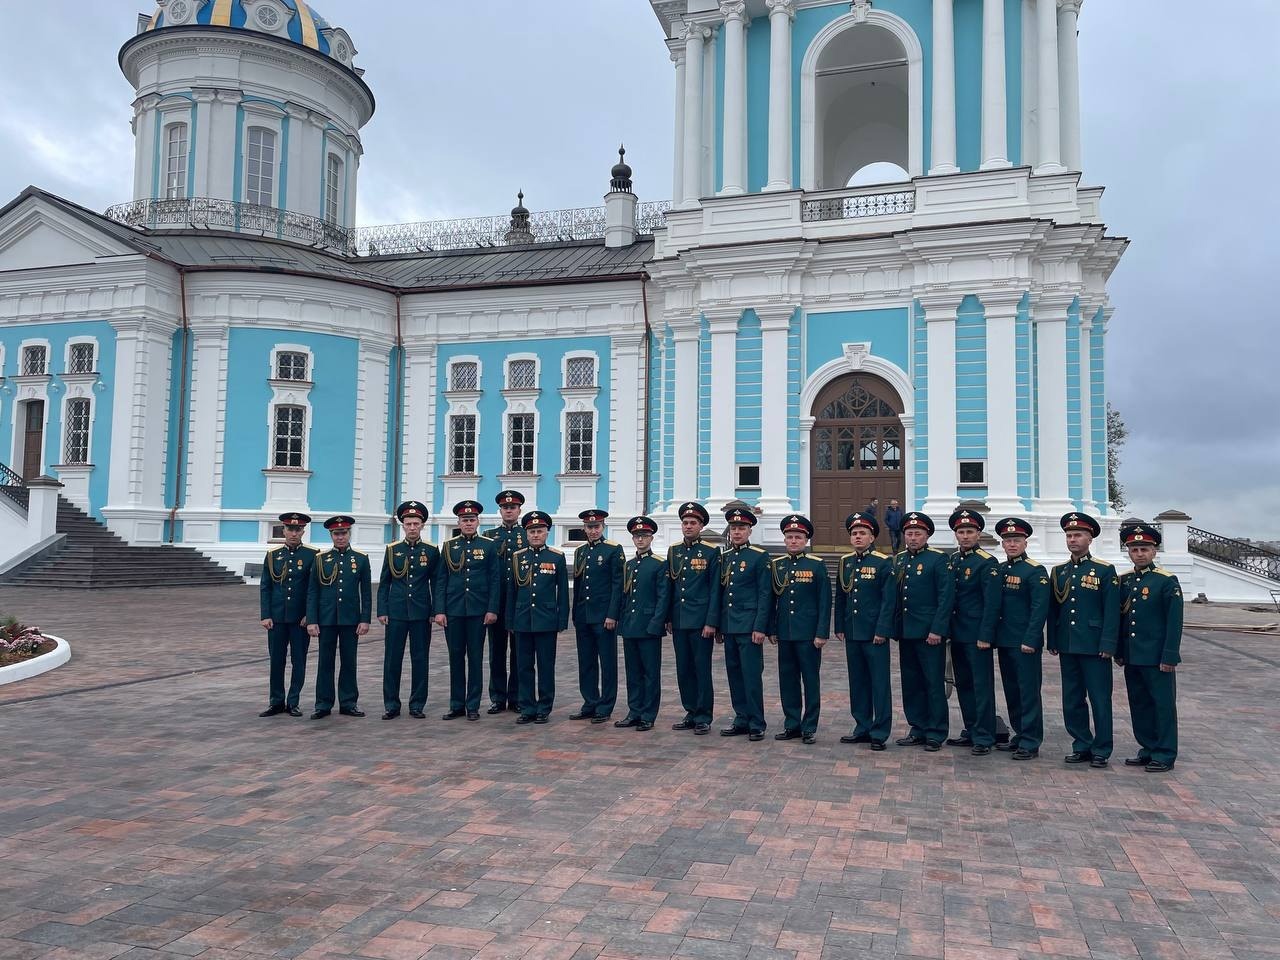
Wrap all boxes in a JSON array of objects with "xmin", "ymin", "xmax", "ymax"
[
  {"xmin": 808, "ymin": 373, "xmax": 905, "ymax": 548},
  {"xmin": 20, "ymin": 400, "xmax": 44, "ymax": 480}
]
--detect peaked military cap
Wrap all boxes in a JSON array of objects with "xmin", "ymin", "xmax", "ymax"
[
  {"xmin": 453, "ymin": 499, "xmax": 484, "ymax": 518},
  {"xmin": 724, "ymin": 506, "xmax": 757, "ymax": 526},
  {"xmin": 901, "ymin": 511, "xmax": 935, "ymax": 535},
  {"xmin": 996, "ymin": 517, "xmax": 1033, "ymax": 539},
  {"xmin": 521, "ymin": 510, "xmax": 552, "ymax": 529},
  {"xmin": 948, "ymin": 508, "xmax": 985, "ymax": 531},
  {"xmin": 495, "ymin": 490, "xmax": 526, "ymax": 507},
  {"xmin": 396, "ymin": 501, "xmax": 427, "ymax": 522},
  {"xmin": 627, "ymin": 515, "xmax": 658, "ymax": 536},
  {"xmin": 579, "ymin": 508, "xmax": 609, "ymax": 524},
  {"xmin": 678, "ymin": 501, "xmax": 710, "ymax": 524},
  {"xmin": 780, "ymin": 514, "xmax": 814, "ymax": 538},
  {"xmin": 323, "ymin": 515, "xmax": 355, "ymax": 531},
  {"xmin": 1120, "ymin": 521, "xmax": 1162, "ymax": 547},
  {"xmin": 845, "ymin": 511, "xmax": 880, "ymax": 536},
  {"xmin": 278, "ymin": 511, "xmax": 311, "ymax": 526},
  {"xmin": 1060, "ymin": 512, "xmax": 1101, "ymax": 537}
]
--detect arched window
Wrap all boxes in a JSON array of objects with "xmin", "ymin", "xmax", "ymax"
[
  {"xmin": 325, "ymin": 153, "xmax": 343, "ymax": 224},
  {"xmin": 165, "ymin": 122, "xmax": 188, "ymax": 199},
  {"xmin": 846, "ymin": 161, "xmax": 911, "ymax": 187},
  {"xmin": 246, "ymin": 127, "xmax": 276, "ymax": 207}
]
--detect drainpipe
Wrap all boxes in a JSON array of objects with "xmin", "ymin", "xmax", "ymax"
[
  {"xmin": 392, "ymin": 292, "xmax": 405, "ymax": 519},
  {"xmin": 167, "ymin": 267, "xmax": 192, "ymax": 543},
  {"xmin": 640, "ymin": 277, "xmax": 652, "ymax": 514}
]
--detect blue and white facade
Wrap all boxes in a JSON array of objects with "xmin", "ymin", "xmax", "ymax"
[{"xmin": 0, "ymin": 0, "xmax": 1129, "ymax": 576}]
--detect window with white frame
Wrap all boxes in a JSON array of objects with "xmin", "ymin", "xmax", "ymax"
[
  {"xmin": 21, "ymin": 345, "xmax": 47, "ymax": 376},
  {"xmin": 450, "ymin": 360, "xmax": 478, "ymax": 391},
  {"xmin": 325, "ymin": 154, "xmax": 343, "ymax": 224},
  {"xmin": 565, "ymin": 411, "xmax": 595, "ymax": 473},
  {"xmin": 63, "ymin": 398, "xmax": 91, "ymax": 464},
  {"xmin": 507, "ymin": 358, "xmax": 536, "ymax": 389},
  {"xmin": 68, "ymin": 342, "xmax": 95, "ymax": 374},
  {"xmin": 272, "ymin": 404, "xmax": 306, "ymax": 468},
  {"xmin": 507, "ymin": 413, "xmax": 535, "ymax": 473},
  {"xmin": 448, "ymin": 414, "xmax": 477, "ymax": 474},
  {"xmin": 565, "ymin": 356, "xmax": 596, "ymax": 388},
  {"xmin": 246, "ymin": 127, "xmax": 276, "ymax": 207},
  {"xmin": 165, "ymin": 122, "xmax": 188, "ymax": 200},
  {"xmin": 275, "ymin": 350, "xmax": 309, "ymax": 381}
]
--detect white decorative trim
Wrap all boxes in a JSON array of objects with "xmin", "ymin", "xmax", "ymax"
[
  {"xmin": 0, "ymin": 634, "xmax": 70, "ymax": 687},
  {"xmin": 62, "ymin": 335, "xmax": 99, "ymax": 376},
  {"xmin": 500, "ymin": 353, "xmax": 540, "ymax": 476},
  {"xmin": 558, "ymin": 351, "xmax": 602, "ymax": 513},
  {"xmin": 18, "ymin": 338, "xmax": 51, "ymax": 377}
]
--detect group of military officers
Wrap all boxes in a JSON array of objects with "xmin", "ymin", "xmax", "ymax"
[{"xmin": 259, "ymin": 494, "xmax": 1182, "ymax": 772}]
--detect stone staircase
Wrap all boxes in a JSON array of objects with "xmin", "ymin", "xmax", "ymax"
[{"xmin": 2, "ymin": 496, "xmax": 243, "ymax": 588}]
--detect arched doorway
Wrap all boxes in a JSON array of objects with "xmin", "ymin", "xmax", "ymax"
[{"xmin": 809, "ymin": 373, "xmax": 905, "ymax": 548}]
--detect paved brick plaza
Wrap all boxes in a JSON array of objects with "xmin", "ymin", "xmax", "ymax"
[{"xmin": 1, "ymin": 584, "xmax": 1278, "ymax": 960}]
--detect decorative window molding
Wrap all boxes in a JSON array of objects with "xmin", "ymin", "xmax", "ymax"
[
  {"xmin": 271, "ymin": 403, "xmax": 307, "ymax": 469},
  {"xmin": 242, "ymin": 0, "xmax": 293, "ymax": 39},
  {"xmin": 273, "ymin": 348, "xmax": 310, "ymax": 383},
  {"xmin": 505, "ymin": 411, "xmax": 536, "ymax": 475},
  {"xmin": 64, "ymin": 337, "xmax": 99, "ymax": 378},
  {"xmin": 447, "ymin": 413, "xmax": 477, "ymax": 475},
  {"xmin": 563, "ymin": 410, "xmax": 596, "ymax": 475},
  {"xmin": 17, "ymin": 340, "xmax": 51, "ymax": 378},
  {"xmin": 324, "ymin": 152, "xmax": 344, "ymax": 225},
  {"xmin": 447, "ymin": 357, "xmax": 480, "ymax": 393},
  {"xmin": 245, "ymin": 125, "xmax": 277, "ymax": 208},
  {"xmin": 164, "ymin": 122, "xmax": 189, "ymax": 200},
  {"xmin": 562, "ymin": 351, "xmax": 599, "ymax": 394},
  {"xmin": 264, "ymin": 344, "xmax": 314, "ymax": 476},
  {"xmin": 506, "ymin": 356, "xmax": 538, "ymax": 391},
  {"xmin": 61, "ymin": 397, "xmax": 92, "ymax": 465}
]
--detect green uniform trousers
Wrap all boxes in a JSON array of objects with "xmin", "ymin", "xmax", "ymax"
[
  {"xmin": 315, "ymin": 625, "xmax": 359, "ymax": 713},
  {"xmin": 267, "ymin": 623, "xmax": 309, "ymax": 709},
  {"xmin": 845, "ymin": 640, "xmax": 892, "ymax": 743},
  {"xmin": 723, "ymin": 634, "xmax": 766, "ymax": 732},
  {"xmin": 383, "ymin": 619, "xmax": 430, "ymax": 714},
  {"xmin": 621, "ymin": 635, "xmax": 662, "ymax": 724},
  {"xmin": 487, "ymin": 613, "xmax": 518, "ymax": 709},
  {"xmin": 1059, "ymin": 652, "xmax": 1113, "ymax": 758},
  {"xmin": 445, "ymin": 616, "xmax": 486, "ymax": 713},
  {"xmin": 672, "ymin": 628, "xmax": 715, "ymax": 725},
  {"xmin": 516, "ymin": 630, "xmax": 558, "ymax": 717},
  {"xmin": 900, "ymin": 637, "xmax": 949, "ymax": 743},
  {"xmin": 575, "ymin": 623, "xmax": 618, "ymax": 718},
  {"xmin": 996, "ymin": 646, "xmax": 1043, "ymax": 752},
  {"xmin": 1124, "ymin": 664, "xmax": 1177, "ymax": 765},
  {"xmin": 951, "ymin": 641, "xmax": 997, "ymax": 746},
  {"xmin": 778, "ymin": 641, "xmax": 822, "ymax": 735}
]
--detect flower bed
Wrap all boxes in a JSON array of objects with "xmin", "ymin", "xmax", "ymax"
[{"xmin": 0, "ymin": 617, "xmax": 52, "ymax": 667}]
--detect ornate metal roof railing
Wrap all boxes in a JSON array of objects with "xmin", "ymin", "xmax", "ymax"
[
  {"xmin": 104, "ymin": 198, "xmax": 673, "ymax": 257},
  {"xmin": 801, "ymin": 188, "xmax": 915, "ymax": 223},
  {"xmin": 0, "ymin": 461, "xmax": 28, "ymax": 511},
  {"xmin": 1186, "ymin": 527, "xmax": 1280, "ymax": 583}
]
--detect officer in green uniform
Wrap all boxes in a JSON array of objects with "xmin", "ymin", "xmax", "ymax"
[
  {"xmin": 306, "ymin": 515, "xmax": 371, "ymax": 719},
  {"xmin": 667, "ymin": 501, "xmax": 722, "ymax": 735},
  {"xmin": 769, "ymin": 515, "xmax": 831, "ymax": 744},
  {"xmin": 893, "ymin": 512, "xmax": 955, "ymax": 751},
  {"xmin": 484, "ymin": 490, "xmax": 527, "ymax": 713},
  {"xmin": 946, "ymin": 508, "xmax": 1003, "ymax": 755},
  {"xmin": 835, "ymin": 512, "xmax": 896, "ymax": 750},
  {"xmin": 507, "ymin": 510, "xmax": 569, "ymax": 723},
  {"xmin": 616, "ymin": 516, "xmax": 670, "ymax": 731},
  {"xmin": 433, "ymin": 500, "xmax": 501, "ymax": 721},
  {"xmin": 376, "ymin": 501, "xmax": 439, "ymax": 720},
  {"xmin": 992, "ymin": 517, "xmax": 1050, "ymax": 760},
  {"xmin": 259, "ymin": 511, "xmax": 318, "ymax": 717},
  {"xmin": 1048, "ymin": 512, "xmax": 1121, "ymax": 767},
  {"xmin": 570, "ymin": 508, "xmax": 625, "ymax": 723},
  {"xmin": 1117, "ymin": 522, "xmax": 1182, "ymax": 773},
  {"xmin": 716, "ymin": 506, "xmax": 772, "ymax": 742}
]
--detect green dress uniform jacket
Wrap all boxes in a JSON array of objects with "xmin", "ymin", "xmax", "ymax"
[
  {"xmin": 1048, "ymin": 553, "xmax": 1121, "ymax": 759},
  {"xmin": 620, "ymin": 551, "xmax": 671, "ymax": 638},
  {"xmin": 718, "ymin": 542, "xmax": 773, "ymax": 734},
  {"xmin": 376, "ymin": 539, "xmax": 439, "ymax": 621},
  {"xmin": 834, "ymin": 550, "xmax": 896, "ymax": 642},
  {"xmin": 1118, "ymin": 565, "xmax": 1183, "ymax": 767},
  {"xmin": 506, "ymin": 546, "xmax": 570, "ymax": 633},
  {"xmin": 668, "ymin": 537, "xmax": 722, "ymax": 727},
  {"xmin": 307, "ymin": 547, "xmax": 372, "ymax": 625},
  {"xmin": 893, "ymin": 546, "xmax": 955, "ymax": 744},
  {"xmin": 948, "ymin": 548, "xmax": 1002, "ymax": 644},
  {"xmin": 572, "ymin": 539, "xmax": 625, "ymax": 625},
  {"xmin": 769, "ymin": 552, "xmax": 832, "ymax": 737},
  {"xmin": 994, "ymin": 557, "xmax": 1051, "ymax": 651},
  {"xmin": 483, "ymin": 522, "xmax": 527, "ymax": 709},
  {"xmin": 434, "ymin": 534, "xmax": 502, "ymax": 616},
  {"xmin": 260, "ymin": 543, "xmax": 319, "ymax": 623}
]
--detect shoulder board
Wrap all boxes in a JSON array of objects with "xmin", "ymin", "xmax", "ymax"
[
  {"xmin": 547, "ymin": 546, "xmax": 564, "ymax": 555},
  {"xmin": 477, "ymin": 534, "xmax": 495, "ymax": 542},
  {"xmin": 352, "ymin": 549, "xmax": 368, "ymax": 558},
  {"xmin": 840, "ymin": 551, "xmax": 858, "ymax": 561},
  {"xmin": 444, "ymin": 535, "xmax": 459, "ymax": 546},
  {"xmin": 603, "ymin": 539, "xmax": 620, "ymax": 547},
  {"xmin": 1153, "ymin": 567, "xmax": 1175, "ymax": 577},
  {"xmin": 809, "ymin": 553, "xmax": 823, "ymax": 562},
  {"xmin": 1023, "ymin": 557, "xmax": 1041, "ymax": 568},
  {"xmin": 321, "ymin": 549, "xmax": 336, "ymax": 558},
  {"xmin": 872, "ymin": 550, "xmax": 890, "ymax": 559},
  {"xmin": 749, "ymin": 545, "xmax": 768, "ymax": 553},
  {"xmin": 268, "ymin": 545, "xmax": 286, "ymax": 554},
  {"xmin": 388, "ymin": 539, "xmax": 403, "ymax": 549},
  {"xmin": 651, "ymin": 551, "xmax": 666, "ymax": 563},
  {"xmin": 303, "ymin": 544, "xmax": 319, "ymax": 552},
  {"xmin": 975, "ymin": 548, "xmax": 993, "ymax": 560},
  {"xmin": 1093, "ymin": 558, "xmax": 1115, "ymax": 567},
  {"xmin": 928, "ymin": 547, "xmax": 946, "ymax": 554},
  {"xmin": 512, "ymin": 546, "xmax": 528, "ymax": 556}
]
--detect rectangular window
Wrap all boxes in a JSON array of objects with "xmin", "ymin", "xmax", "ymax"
[
  {"xmin": 68, "ymin": 343, "xmax": 95, "ymax": 374},
  {"xmin": 275, "ymin": 350, "xmax": 308, "ymax": 381},
  {"xmin": 737, "ymin": 464, "xmax": 760, "ymax": 488},
  {"xmin": 565, "ymin": 356, "xmax": 595, "ymax": 388},
  {"xmin": 565, "ymin": 411, "xmax": 594, "ymax": 473},
  {"xmin": 451, "ymin": 361, "xmax": 478, "ymax": 391},
  {"xmin": 507, "ymin": 358, "xmax": 536, "ymax": 389},
  {"xmin": 958, "ymin": 460, "xmax": 986, "ymax": 485},
  {"xmin": 272, "ymin": 404, "xmax": 306, "ymax": 468},
  {"xmin": 246, "ymin": 127, "xmax": 276, "ymax": 208},
  {"xmin": 325, "ymin": 154, "xmax": 342, "ymax": 224},
  {"xmin": 165, "ymin": 123, "xmax": 188, "ymax": 200},
  {"xmin": 63, "ymin": 398, "xmax": 91, "ymax": 464},
  {"xmin": 449, "ymin": 414, "xmax": 477, "ymax": 474},
  {"xmin": 21, "ymin": 345, "xmax": 47, "ymax": 376},
  {"xmin": 507, "ymin": 413, "xmax": 535, "ymax": 473}
]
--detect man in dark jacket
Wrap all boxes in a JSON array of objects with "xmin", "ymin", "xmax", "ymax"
[
  {"xmin": 616, "ymin": 516, "xmax": 670, "ymax": 731},
  {"xmin": 376, "ymin": 501, "xmax": 439, "ymax": 720},
  {"xmin": 258, "ymin": 511, "xmax": 317, "ymax": 717},
  {"xmin": 835, "ymin": 512, "xmax": 896, "ymax": 750}
]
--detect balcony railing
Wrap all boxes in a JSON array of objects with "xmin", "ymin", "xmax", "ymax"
[
  {"xmin": 106, "ymin": 197, "xmax": 357, "ymax": 252},
  {"xmin": 1187, "ymin": 527, "xmax": 1280, "ymax": 583},
  {"xmin": 801, "ymin": 188, "xmax": 915, "ymax": 223}
]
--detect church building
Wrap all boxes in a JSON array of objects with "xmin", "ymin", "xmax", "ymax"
[{"xmin": 0, "ymin": 0, "xmax": 1126, "ymax": 575}]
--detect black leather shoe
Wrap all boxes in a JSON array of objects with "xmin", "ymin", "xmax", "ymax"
[
  {"xmin": 1123, "ymin": 756, "xmax": 1150, "ymax": 766},
  {"xmin": 1012, "ymin": 748, "xmax": 1039, "ymax": 760},
  {"xmin": 775, "ymin": 729, "xmax": 801, "ymax": 741},
  {"xmin": 1090, "ymin": 756, "xmax": 1108, "ymax": 768},
  {"xmin": 534, "ymin": 714, "xmax": 550, "ymax": 724},
  {"xmin": 923, "ymin": 741, "xmax": 941, "ymax": 752},
  {"xmin": 259, "ymin": 705, "xmax": 285, "ymax": 717},
  {"xmin": 409, "ymin": 709, "xmax": 425, "ymax": 719},
  {"xmin": 569, "ymin": 710, "xmax": 594, "ymax": 720},
  {"xmin": 896, "ymin": 735, "xmax": 925, "ymax": 746},
  {"xmin": 1064, "ymin": 751, "xmax": 1092, "ymax": 764},
  {"xmin": 635, "ymin": 721, "xmax": 654, "ymax": 731},
  {"xmin": 802, "ymin": 733, "xmax": 816, "ymax": 745},
  {"xmin": 671, "ymin": 718, "xmax": 695, "ymax": 731},
  {"xmin": 591, "ymin": 715, "xmax": 611, "ymax": 724},
  {"xmin": 945, "ymin": 736, "xmax": 973, "ymax": 747},
  {"xmin": 509, "ymin": 704, "xmax": 520, "ymax": 712},
  {"xmin": 869, "ymin": 740, "xmax": 886, "ymax": 751},
  {"xmin": 487, "ymin": 704, "xmax": 505, "ymax": 715},
  {"xmin": 1145, "ymin": 760, "xmax": 1173, "ymax": 773},
  {"xmin": 287, "ymin": 706, "xmax": 303, "ymax": 717},
  {"xmin": 994, "ymin": 741, "xmax": 1017, "ymax": 751},
  {"xmin": 381, "ymin": 711, "xmax": 399, "ymax": 720},
  {"xmin": 442, "ymin": 709, "xmax": 466, "ymax": 720},
  {"xmin": 694, "ymin": 723, "xmax": 710, "ymax": 735},
  {"xmin": 467, "ymin": 711, "xmax": 480, "ymax": 721},
  {"xmin": 748, "ymin": 730, "xmax": 765, "ymax": 742},
  {"xmin": 971, "ymin": 744, "xmax": 991, "ymax": 755},
  {"xmin": 720, "ymin": 726, "xmax": 749, "ymax": 737},
  {"xmin": 310, "ymin": 710, "xmax": 330, "ymax": 720},
  {"xmin": 614, "ymin": 717, "xmax": 639, "ymax": 728},
  {"xmin": 339, "ymin": 708, "xmax": 365, "ymax": 717},
  {"xmin": 840, "ymin": 732, "xmax": 872, "ymax": 744},
  {"xmin": 515, "ymin": 715, "xmax": 535, "ymax": 725}
]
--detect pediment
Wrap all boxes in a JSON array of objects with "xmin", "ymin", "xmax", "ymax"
[{"xmin": 0, "ymin": 198, "xmax": 138, "ymax": 272}]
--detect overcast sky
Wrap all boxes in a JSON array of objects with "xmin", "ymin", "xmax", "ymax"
[{"xmin": 1, "ymin": 1, "xmax": 1276, "ymax": 537}]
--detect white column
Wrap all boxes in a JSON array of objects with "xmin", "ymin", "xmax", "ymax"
[
  {"xmin": 982, "ymin": 296, "xmax": 1021, "ymax": 514},
  {"xmin": 764, "ymin": 0, "xmax": 795, "ymax": 192},
  {"xmin": 183, "ymin": 322, "xmax": 228, "ymax": 510},
  {"xmin": 920, "ymin": 295, "xmax": 961, "ymax": 518},
  {"xmin": 756, "ymin": 305, "xmax": 794, "ymax": 515},
  {"xmin": 719, "ymin": 2, "xmax": 748, "ymax": 196},
  {"xmin": 1078, "ymin": 307, "xmax": 1097, "ymax": 514},
  {"xmin": 1033, "ymin": 297, "xmax": 1072, "ymax": 513},
  {"xmin": 671, "ymin": 319, "xmax": 700, "ymax": 497},
  {"xmin": 401, "ymin": 341, "xmax": 436, "ymax": 513},
  {"xmin": 1057, "ymin": 0, "xmax": 1083, "ymax": 172},
  {"xmin": 192, "ymin": 89, "xmax": 215, "ymax": 196},
  {"xmin": 680, "ymin": 21, "xmax": 709, "ymax": 208},
  {"xmin": 930, "ymin": 0, "xmax": 959, "ymax": 175},
  {"xmin": 354, "ymin": 337, "xmax": 391, "ymax": 524},
  {"xmin": 609, "ymin": 333, "xmax": 645, "ymax": 520},
  {"xmin": 1034, "ymin": 0, "xmax": 1065, "ymax": 174},
  {"xmin": 667, "ymin": 38, "xmax": 686, "ymax": 207},
  {"xmin": 706, "ymin": 309, "xmax": 740, "ymax": 509},
  {"xmin": 980, "ymin": 0, "xmax": 1011, "ymax": 170}
]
